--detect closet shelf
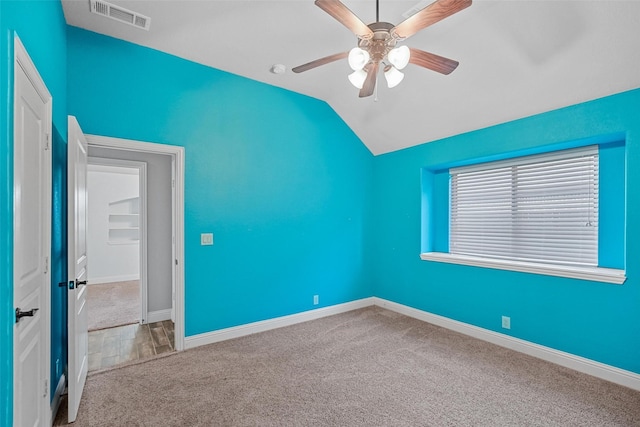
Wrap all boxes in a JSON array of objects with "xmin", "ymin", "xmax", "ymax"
[{"xmin": 108, "ymin": 197, "xmax": 140, "ymax": 244}]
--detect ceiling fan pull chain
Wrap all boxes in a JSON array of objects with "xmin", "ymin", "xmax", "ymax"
[{"xmin": 374, "ymin": 74, "xmax": 379, "ymax": 102}]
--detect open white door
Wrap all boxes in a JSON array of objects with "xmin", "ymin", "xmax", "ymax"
[{"xmin": 67, "ymin": 116, "xmax": 89, "ymax": 422}]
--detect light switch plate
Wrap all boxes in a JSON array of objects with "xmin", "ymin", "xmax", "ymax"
[
  {"xmin": 201, "ymin": 233, "xmax": 213, "ymax": 246},
  {"xmin": 501, "ymin": 315, "xmax": 511, "ymax": 330}
]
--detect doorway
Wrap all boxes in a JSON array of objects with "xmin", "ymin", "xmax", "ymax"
[
  {"xmin": 86, "ymin": 148, "xmax": 176, "ymax": 371},
  {"xmin": 86, "ymin": 161, "xmax": 144, "ymax": 332},
  {"xmin": 84, "ymin": 159, "xmax": 156, "ymax": 371},
  {"xmin": 86, "ymin": 134, "xmax": 185, "ymax": 360}
]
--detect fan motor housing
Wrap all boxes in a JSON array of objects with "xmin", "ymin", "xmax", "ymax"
[{"xmin": 359, "ymin": 22, "xmax": 397, "ymax": 62}]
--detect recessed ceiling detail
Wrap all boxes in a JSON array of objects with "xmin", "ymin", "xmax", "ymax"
[{"xmin": 89, "ymin": 0, "xmax": 150, "ymax": 31}]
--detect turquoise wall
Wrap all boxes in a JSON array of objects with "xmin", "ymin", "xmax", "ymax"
[
  {"xmin": 372, "ymin": 88, "xmax": 640, "ymax": 373},
  {"xmin": 66, "ymin": 27, "xmax": 374, "ymax": 336},
  {"xmin": 1, "ymin": 4, "xmax": 638, "ymax": 424},
  {"xmin": 0, "ymin": 0, "xmax": 68, "ymax": 424}
]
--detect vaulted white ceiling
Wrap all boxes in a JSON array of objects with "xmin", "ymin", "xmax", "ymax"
[{"xmin": 61, "ymin": 0, "xmax": 640, "ymax": 155}]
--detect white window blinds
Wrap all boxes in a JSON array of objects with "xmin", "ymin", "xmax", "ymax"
[{"xmin": 450, "ymin": 146, "xmax": 599, "ymax": 267}]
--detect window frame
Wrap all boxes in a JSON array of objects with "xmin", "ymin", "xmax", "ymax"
[
  {"xmin": 420, "ymin": 141, "xmax": 626, "ymax": 285},
  {"xmin": 449, "ymin": 146, "xmax": 599, "ymax": 268}
]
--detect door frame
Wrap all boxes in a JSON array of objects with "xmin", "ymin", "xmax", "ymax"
[
  {"xmin": 12, "ymin": 34, "xmax": 52, "ymax": 426},
  {"xmin": 87, "ymin": 158, "xmax": 149, "ymax": 324},
  {"xmin": 85, "ymin": 134, "xmax": 185, "ymax": 350}
]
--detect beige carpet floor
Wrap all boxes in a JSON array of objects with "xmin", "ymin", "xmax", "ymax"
[
  {"xmin": 56, "ymin": 307, "xmax": 640, "ymax": 426},
  {"xmin": 86, "ymin": 280, "xmax": 140, "ymax": 331}
]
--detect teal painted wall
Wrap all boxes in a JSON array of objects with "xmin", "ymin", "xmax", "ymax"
[
  {"xmin": 66, "ymin": 27, "xmax": 374, "ymax": 336},
  {"xmin": 372, "ymin": 88, "xmax": 640, "ymax": 373},
  {"xmin": 0, "ymin": 0, "xmax": 68, "ymax": 424},
  {"xmin": 1, "ymin": 5, "xmax": 638, "ymax": 425}
]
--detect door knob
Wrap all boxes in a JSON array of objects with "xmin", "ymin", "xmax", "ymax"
[
  {"xmin": 15, "ymin": 307, "xmax": 39, "ymax": 323},
  {"xmin": 68, "ymin": 279, "xmax": 87, "ymax": 290}
]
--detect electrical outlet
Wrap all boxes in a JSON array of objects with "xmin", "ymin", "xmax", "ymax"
[
  {"xmin": 200, "ymin": 233, "xmax": 213, "ymax": 246},
  {"xmin": 502, "ymin": 316, "xmax": 511, "ymax": 330},
  {"xmin": 313, "ymin": 295, "xmax": 319, "ymax": 305}
]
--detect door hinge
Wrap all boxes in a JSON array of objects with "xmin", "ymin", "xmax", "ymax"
[
  {"xmin": 44, "ymin": 256, "xmax": 49, "ymax": 274},
  {"xmin": 44, "ymin": 133, "xmax": 50, "ymax": 151},
  {"xmin": 43, "ymin": 379, "xmax": 48, "ymax": 397},
  {"xmin": 172, "ymin": 179, "xmax": 175, "ymax": 188},
  {"xmin": 175, "ymin": 259, "xmax": 178, "ymax": 266}
]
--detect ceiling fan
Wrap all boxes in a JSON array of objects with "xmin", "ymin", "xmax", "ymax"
[{"xmin": 292, "ymin": 0, "xmax": 472, "ymax": 98}]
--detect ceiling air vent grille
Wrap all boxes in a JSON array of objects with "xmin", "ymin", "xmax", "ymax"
[
  {"xmin": 402, "ymin": 0, "xmax": 432, "ymax": 19},
  {"xmin": 89, "ymin": 0, "xmax": 151, "ymax": 31}
]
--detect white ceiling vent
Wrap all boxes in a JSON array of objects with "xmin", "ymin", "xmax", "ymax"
[
  {"xmin": 89, "ymin": 0, "xmax": 151, "ymax": 31},
  {"xmin": 402, "ymin": 0, "xmax": 433, "ymax": 19}
]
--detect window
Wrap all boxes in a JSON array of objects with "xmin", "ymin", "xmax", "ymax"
[
  {"xmin": 420, "ymin": 142, "xmax": 626, "ymax": 284},
  {"xmin": 449, "ymin": 146, "xmax": 598, "ymax": 268}
]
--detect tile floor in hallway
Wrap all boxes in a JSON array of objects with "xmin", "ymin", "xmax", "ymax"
[
  {"xmin": 53, "ymin": 321, "xmax": 175, "ymax": 425},
  {"xmin": 89, "ymin": 320, "xmax": 175, "ymax": 371}
]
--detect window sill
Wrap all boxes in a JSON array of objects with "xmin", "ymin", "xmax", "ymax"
[{"xmin": 420, "ymin": 252, "xmax": 626, "ymax": 284}]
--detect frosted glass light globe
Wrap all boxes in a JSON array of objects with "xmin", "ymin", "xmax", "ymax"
[
  {"xmin": 388, "ymin": 45, "xmax": 410, "ymax": 70},
  {"xmin": 384, "ymin": 66, "xmax": 404, "ymax": 88},
  {"xmin": 348, "ymin": 69, "xmax": 368, "ymax": 89},
  {"xmin": 348, "ymin": 47, "xmax": 370, "ymax": 71}
]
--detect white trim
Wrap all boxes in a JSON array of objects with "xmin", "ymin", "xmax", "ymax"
[
  {"xmin": 184, "ymin": 298, "xmax": 375, "ymax": 350},
  {"xmin": 372, "ymin": 298, "xmax": 640, "ymax": 392},
  {"xmin": 87, "ymin": 134, "xmax": 182, "ymax": 155},
  {"xmin": 14, "ymin": 35, "xmax": 51, "ymax": 101},
  {"xmin": 86, "ymin": 134, "xmax": 186, "ymax": 351},
  {"xmin": 87, "ymin": 157, "xmax": 148, "ymax": 327},
  {"xmin": 88, "ymin": 163, "xmax": 140, "ymax": 174},
  {"xmin": 420, "ymin": 252, "xmax": 626, "ymax": 285},
  {"xmin": 147, "ymin": 309, "xmax": 172, "ymax": 324},
  {"xmin": 88, "ymin": 274, "xmax": 140, "ymax": 285},
  {"xmin": 50, "ymin": 373, "xmax": 66, "ymax": 423},
  {"xmin": 182, "ymin": 294, "xmax": 640, "ymax": 391}
]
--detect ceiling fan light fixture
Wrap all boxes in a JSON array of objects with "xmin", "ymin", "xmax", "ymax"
[
  {"xmin": 348, "ymin": 47, "xmax": 370, "ymax": 71},
  {"xmin": 348, "ymin": 69, "xmax": 368, "ymax": 89},
  {"xmin": 387, "ymin": 45, "xmax": 410, "ymax": 70},
  {"xmin": 292, "ymin": 0, "xmax": 471, "ymax": 98},
  {"xmin": 384, "ymin": 66, "xmax": 404, "ymax": 88}
]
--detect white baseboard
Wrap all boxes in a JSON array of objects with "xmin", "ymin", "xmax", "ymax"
[
  {"xmin": 372, "ymin": 297, "xmax": 640, "ymax": 392},
  {"xmin": 50, "ymin": 373, "xmax": 66, "ymax": 424},
  {"xmin": 89, "ymin": 274, "xmax": 140, "ymax": 285},
  {"xmin": 184, "ymin": 298, "xmax": 375, "ymax": 350},
  {"xmin": 146, "ymin": 309, "xmax": 172, "ymax": 324},
  {"xmin": 182, "ymin": 295, "xmax": 640, "ymax": 391}
]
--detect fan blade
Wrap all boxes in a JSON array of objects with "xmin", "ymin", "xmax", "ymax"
[
  {"xmin": 359, "ymin": 62, "xmax": 379, "ymax": 98},
  {"xmin": 409, "ymin": 48, "xmax": 459, "ymax": 75},
  {"xmin": 392, "ymin": 0, "xmax": 472, "ymax": 39},
  {"xmin": 292, "ymin": 52, "xmax": 349, "ymax": 73},
  {"xmin": 315, "ymin": 0, "xmax": 374, "ymax": 39}
]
